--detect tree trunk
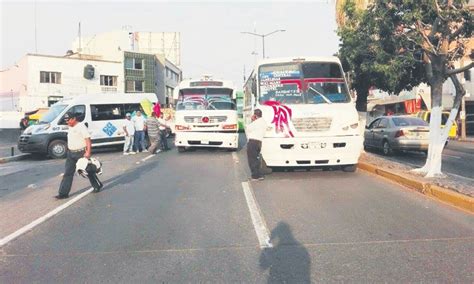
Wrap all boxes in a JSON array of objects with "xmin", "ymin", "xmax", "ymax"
[{"xmin": 413, "ymin": 72, "xmax": 445, "ymax": 177}]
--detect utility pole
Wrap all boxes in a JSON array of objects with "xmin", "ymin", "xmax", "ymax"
[{"xmin": 241, "ymin": 29, "xmax": 286, "ymax": 59}]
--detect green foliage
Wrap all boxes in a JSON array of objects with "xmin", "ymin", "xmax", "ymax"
[{"xmin": 338, "ymin": 0, "xmax": 473, "ymax": 110}]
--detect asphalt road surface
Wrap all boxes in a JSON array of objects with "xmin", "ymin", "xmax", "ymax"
[{"xmin": 1, "ymin": 138, "xmax": 473, "ymax": 282}]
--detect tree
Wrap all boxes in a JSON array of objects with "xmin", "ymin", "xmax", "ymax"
[{"xmin": 338, "ymin": 0, "xmax": 473, "ymax": 178}]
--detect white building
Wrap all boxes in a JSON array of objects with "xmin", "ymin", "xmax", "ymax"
[{"xmin": 0, "ymin": 54, "xmax": 123, "ymax": 113}]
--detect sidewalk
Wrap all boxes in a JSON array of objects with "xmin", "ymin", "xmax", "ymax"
[
  {"xmin": 0, "ymin": 128, "xmax": 27, "ymax": 162},
  {"xmin": 358, "ymin": 152, "xmax": 473, "ymax": 213}
]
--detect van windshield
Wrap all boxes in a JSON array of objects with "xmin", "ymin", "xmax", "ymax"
[{"xmin": 39, "ymin": 104, "xmax": 67, "ymax": 124}]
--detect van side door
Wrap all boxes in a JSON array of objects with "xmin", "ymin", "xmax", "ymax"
[{"xmin": 89, "ymin": 104, "xmax": 125, "ymax": 146}]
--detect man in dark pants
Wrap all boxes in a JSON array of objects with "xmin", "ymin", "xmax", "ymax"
[
  {"xmin": 246, "ymin": 109, "xmax": 267, "ymax": 181},
  {"xmin": 56, "ymin": 112, "xmax": 103, "ymax": 199}
]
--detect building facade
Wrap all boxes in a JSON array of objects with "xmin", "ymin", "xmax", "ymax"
[{"xmin": 0, "ymin": 54, "xmax": 123, "ymax": 113}]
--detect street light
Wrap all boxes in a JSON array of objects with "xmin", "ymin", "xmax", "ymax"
[{"xmin": 241, "ymin": 29, "xmax": 286, "ymax": 59}]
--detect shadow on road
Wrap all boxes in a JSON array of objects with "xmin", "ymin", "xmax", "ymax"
[{"xmin": 259, "ymin": 222, "xmax": 311, "ymax": 283}]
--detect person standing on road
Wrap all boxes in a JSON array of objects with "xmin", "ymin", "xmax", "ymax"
[
  {"xmin": 56, "ymin": 112, "xmax": 103, "ymax": 199},
  {"xmin": 132, "ymin": 110, "xmax": 147, "ymax": 152},
  {"xmin": 246, "ymin": 109, "xmax": 267, "ymax": 181},
  {"xmin": 146, "ymin": 112, "xmax": 161, "ymax": 154},
  {"xmin": 123, "ymin": 113, "xmax": 136, "ymax": 155},
  {"xmin": 157, "ymin": 112, "xmax": 170, "ymax": 151}
]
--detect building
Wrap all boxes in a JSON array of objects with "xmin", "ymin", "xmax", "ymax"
[
  {"xmin": 0, "ymin": 53, "xmax": 123, "ymax": 113},
  {"xmin": 71, "ymin": 30, "xmax": 182, "ymax": 106}
]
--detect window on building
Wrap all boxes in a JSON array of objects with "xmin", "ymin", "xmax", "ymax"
[
  {"xmin": 134, "ymin": 59, "xmax": 143, "ymax": 70},
  {"xmin": 100, "ymin": 75, "xmax": 118, "ymax": 86},
  {"xmin": 125, "ymin": 58, "xmax": 144, "ymax": 70},
  {"xmin": 40, "ymin": 71, "xmax": 61, "ymax": 84},
  {"xmin": 125, "ymin": 80, "xmax": 144, "ymax": 92}
]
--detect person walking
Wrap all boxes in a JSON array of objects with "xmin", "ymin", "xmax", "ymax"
[
  {"xmin": 123, "ymin": 112, "xmax": 136, "ymax": 155},
  {"xmin": 132, "ymin": 110, "xmax": 147, "ymax": 152},
  {"xmin": 158, "ymin": 112, "xmax": 170, "ymax": 151},
  {"xmin": 246, "ymin": 109, "xmax": 267, "ymax": 181},
  {"xmin": 146, "ymin": 112, "xmax": 161, "ymax": 154},
  {"xmin": 153, "ymin": 101, "xmax": 161, "ymax": 117},
  {"xmin": 56, "ymin": 112, "xmax": 103, "ymax": 199}
]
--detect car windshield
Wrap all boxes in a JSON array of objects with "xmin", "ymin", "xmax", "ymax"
[
  {"xmin": 176, "ymin": 88, "xmax": 236, "ymax": 111},
  {"xmin": 39, "ymin": 104, "xmax": 67, "ymax": 124},
  {"xmin": 392, "ymin": 117, "xmax": 428, "ymax": 127},
  {"xmin": 258, "ymin": 62, "xmax": 351, "ymax": 104}
]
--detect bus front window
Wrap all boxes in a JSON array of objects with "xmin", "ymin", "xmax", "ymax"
[
  {"xmin": 176, "ymin": 88, "xmax": 235, "ymax": 111},
  {"xmin": 258, "ymin": 62, "xmax": 351, "ymax": 104}
]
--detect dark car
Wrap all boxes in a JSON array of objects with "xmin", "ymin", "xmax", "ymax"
[{"xmin": 364, "ymin": 116, "xmax": 430, "ymax": 155}]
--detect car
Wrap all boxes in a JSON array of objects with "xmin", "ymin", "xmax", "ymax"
[
  {"xmin": 415, "ymin": 110, "xmax": 458, "ymax": 139},
  {"xmin": 364, "ymin": 115, "xmax": 430, "ymax": 155}
]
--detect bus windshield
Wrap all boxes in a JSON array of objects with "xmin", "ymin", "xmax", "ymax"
[
  {"xmin": 39, "ymin": 104, "xmax": 67, "ymax": 124},
  {"xmin": 258, "ymin": 62, "xmax": 351, "ymax": 104},
  {"xmin": 176, "ymin": 88, "xmax": 236, "ymax": 111}
]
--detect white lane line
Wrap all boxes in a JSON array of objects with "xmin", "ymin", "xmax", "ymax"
[
  {"xmin": 232, "ymin": 152, "xmax": 239, "ymax": 163},
  {"xmin": 241, "ymin": 181, "xmax": 272, "ymax": 249},
  {"xmin": 0, "ymin": 187, "xmax": 94, "ymax": 247},
  {"xmin": 442, "ymin": 154, "xmax": 461, "ymax": 159},
  {"xmin": 141, "ymin": 154, "xmax": 155, "ymax": 162}
]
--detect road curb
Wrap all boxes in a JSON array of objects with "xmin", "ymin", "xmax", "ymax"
[
  {"xmin": 358, "ymin": 162, "xmax": 474, "ymax": 214},
  {"xmin": 0, "ymin": 153, "xmax": 30, "ymax": 164}
]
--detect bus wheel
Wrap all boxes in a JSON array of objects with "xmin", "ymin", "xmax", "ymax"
[
  {"xmin": 177, "ymin": 146, "xmax": 186, "ymax": 153},
  {"xmin": 48, "ymin": 140, "xmax": 67, "ymax": 159},
  {"xmin": 342, "ymin": 164, "xmax": 357, "ymax": 172}
]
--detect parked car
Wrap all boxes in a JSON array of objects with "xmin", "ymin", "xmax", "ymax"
[
  {"xmin": 364, "ymin": 115, "xmax": 429, "ymax": 155},
  {"xmin": 415, "ymin": 110, "xmax": 457, "ymax": 139}
]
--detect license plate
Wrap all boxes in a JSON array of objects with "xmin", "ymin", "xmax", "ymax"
[{"xmin": 201, "ymin": 140, "xmax": 209, "ymax": 145}]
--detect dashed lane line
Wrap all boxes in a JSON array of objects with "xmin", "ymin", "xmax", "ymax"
[
  {"xmin": 232, "ymin": 152, "xmax": 239, "ymax": 163},
  {"xmin": 241, "ymin": 181, "xmax": 272, "ymax": 249}
]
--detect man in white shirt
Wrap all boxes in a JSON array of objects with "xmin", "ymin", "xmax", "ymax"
[
  {"xmin": 157, "ymin": 112, "xmax": 170, "ymax": 151},
  {"xmin": 132, "ymin": 110, "xmax": 147, "ymax": 152},
  {"xmin": 123, "ymin": 113, "xmax": 136, "ymax": 155},
  {"xmin": 56, "ymin": 112, "xmax": 103, "ymax": 199},
  {"xmin": 245, "ymin": 109, "xmax": 267, "ymax": 181}
]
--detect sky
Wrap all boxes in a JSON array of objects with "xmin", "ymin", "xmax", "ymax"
[{"xmin": 1, "ymin": 0, "xmax": 340, "ymax": 88}]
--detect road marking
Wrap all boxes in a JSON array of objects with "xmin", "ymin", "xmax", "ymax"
[
  {"xmin": 442, "ymin": 154, "xmax": 461, "ymax": 159},
  {"xmin": 241, "ymin": 181, "xmax": 272, "ymax": 249},
  {"xmin": 0, "ymin": 187, "xmax": 94, "ymax": 247},
  {"xmin": 141, "ymin": 154, "xmax": 155, "ymax": 162},
  {"xmin": 232, "ymin": 152, "xmax": 239, "ymax": 163}
]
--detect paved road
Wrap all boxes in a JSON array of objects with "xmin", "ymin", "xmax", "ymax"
[
  {"xmin": 1, "ymin": 138, "xmax": 473, "ymax": 282},
  {"xmin": 366, "ymin": 140, "xmax": 474, "ymax": 180}
]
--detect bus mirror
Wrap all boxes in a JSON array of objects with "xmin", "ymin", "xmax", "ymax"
[{"xmin": 251, "ymin": 94, "xmax": 256, "ymax": 106}]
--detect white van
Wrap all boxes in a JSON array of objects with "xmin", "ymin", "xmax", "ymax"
[{"xmin": 18, "ymin": 93, "xmax": 157, "ymax": 159}]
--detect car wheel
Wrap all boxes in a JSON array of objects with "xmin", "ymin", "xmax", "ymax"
[
  {"xmin": 177, "ymin": 146, "xmax": 186, "ymax": 153},
  {"xmin": 342, "ymin": 164, "xmax": 357, "ymax": 172},
  {"xmin": 382, "ymin": 140, "xmax": 393, "ymax": 156},
  {"xmin": 48, "ymin": 140, "xmax": 67, "ymax": 159}
]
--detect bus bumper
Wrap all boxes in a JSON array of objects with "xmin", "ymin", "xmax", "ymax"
[
  {"xmin": 261, "ymin": 135, "xmax": 363, "ymax": 167},
  {"xmin": 175, "ymin": 132, "xmax": 239, "ymax": 149}
]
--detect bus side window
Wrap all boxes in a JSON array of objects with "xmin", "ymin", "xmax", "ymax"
[{"xmin": 251, "ymin": 74, "xmax": 257, "ymax": 105}]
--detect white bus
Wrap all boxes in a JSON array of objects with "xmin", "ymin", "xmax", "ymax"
[
  {"xmin": 173, "ymin": 76, "xmax": 239, "ymax": 152},
  {"xmin": 243, "ymin": 57, "xmax": 362, "ymax": 171},
  {"xmin": 18, "ymin": 93, "xmax": 157, "ymax": 159}
]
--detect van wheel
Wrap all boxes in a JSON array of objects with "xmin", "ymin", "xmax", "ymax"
[
  {"xmin": 342, "ymin": 164, "xmax": 357, "ymax": 172},
  {"xmin": 48, "ymin": 140, "xmax": 67, "ymax": 159},
  {"xmin": 177, "ymin": 146, "xmax": 186, "ymax": 153}
]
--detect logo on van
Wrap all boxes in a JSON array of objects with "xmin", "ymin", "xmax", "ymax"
[{"xmin": 102, "ymin": 122, "xmax": 117, "ymax": 137}]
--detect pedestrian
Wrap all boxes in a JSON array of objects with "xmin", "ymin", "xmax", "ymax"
[
  {"xmin": 158, "ymin": 112, "xmax": 170, "ymax": 151},
  {"xmin": 56, "ymin": 112, "xmax": 103, "ymax": 199},
  {"xmin": 146, "ymin": 112, "xmax": 161, "ymax": 154},
  {"xmin": 132, "ymin": 110, "xmax": 147, "ymax": 152},
  {"xmin": 153, "ymin": 101, "xmax": 161, "ymax": 117},
  {"xmin": 246, "ymin": 109, "xmax": 267, "ymax": 181},
  {"xmin": 123, "ymin": 112, "xmax": 136, "ymax": 155}
]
